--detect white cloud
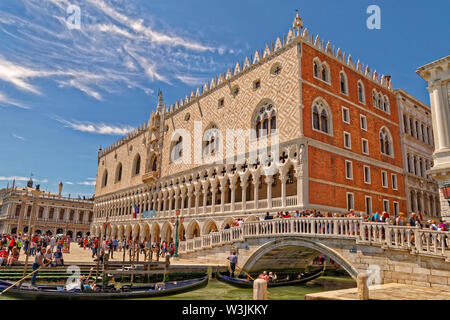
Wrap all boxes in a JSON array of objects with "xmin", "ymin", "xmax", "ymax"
[
  {"xmin": 0, "ymin": 176, "xmax": 48, "ymax": 183},
  {"xmin": 65, "ymin": 181, "xmax": 74, "ymax": 185},
  {"xmin": 87, "ymin": 0, "xmax": 216, "ymax": 52},
  {"xmin": 78, "ymin": 181, "xmax": 96, "ymax": 186},
  {"xmin": 54, "ymin": 117, "xmax": 134, "ymax": 135},
  {"xmin": 176, "ymin": 75, "xmax": 206, "ymax": 86},
  {"xmin": 0, "ymin": 92, "xmax": 28, "ymax": 109},
  {"xmin": 12, "ymin": 133, "xmax": 26, "ymax": 141}
]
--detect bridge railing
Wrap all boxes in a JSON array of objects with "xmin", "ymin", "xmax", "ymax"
[{"xmin": 178, "ymin": 218, "xmax": 450, "ymax": 260}]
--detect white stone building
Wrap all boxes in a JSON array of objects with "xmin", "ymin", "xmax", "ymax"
[
  {"xmin": 395, "ymin": 89, "xmax": 440, "ymax": 218},
  {"xmin": 417, "ymin": 56, "xmax": 450, "ymax": 217},
  {"xmin": 0, "ymin": 180, "xmax": 94, "ymax": 237}
]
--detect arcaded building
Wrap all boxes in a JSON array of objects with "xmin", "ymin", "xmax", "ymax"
[
  {"xmin": 396, "ymin": 89, "xmax": 440, "ymax": 219},
  {"xmin": 92, "ymin": 15, "xmax": 407, "ymax": 242},
  {"xmin": 0, "ymin": 180, "xmax": 93, "ymax": 237}
]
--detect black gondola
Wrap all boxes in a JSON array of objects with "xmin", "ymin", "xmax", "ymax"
[
  {"xmin": 216, "ymin": 267, "xmax": 324, "ymax": 288},
  {"xmin": 0, "ymin": 276, "xmax": 208, "ymax": 300}
]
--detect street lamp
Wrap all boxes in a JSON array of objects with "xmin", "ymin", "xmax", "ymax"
[{"xmin": 171, "ymin": 210, "xmax": 184, "ymax": 258}]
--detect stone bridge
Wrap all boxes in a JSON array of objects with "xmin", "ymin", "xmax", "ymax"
[{"xmin": 177, "ymin": 218, "xmax": 450, "ymax": 289}]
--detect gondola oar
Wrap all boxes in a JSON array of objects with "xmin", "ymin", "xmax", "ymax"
[
  {"xmin": 234, "ymin": 264, "xmax": 254, "ymax": 281},
  {"xmin": 0, "ymin": 261, "xmax": 52, "ymax": 295}
]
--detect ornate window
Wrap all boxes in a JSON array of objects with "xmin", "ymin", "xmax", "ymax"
[
  {"xmin": 171, "ymin": 136, "xmax": 183, "ymax": 161},
  {"xmin": 254, "ymin": 103, "xmax": 277, "ymax": 139},
  {"xmin": 379, "ymin": 127, "xmax": 393, "ymax": 156},
  {"xmin": 133, "ymin": 154, "xmax": 141, "ymax": 176},
  {"xmin": 151, "ymin": 156, "xmax": 157, "ymax": 172},
  {"xmin": 115, "ymin": 163, "xmax": 122, "ymax": 183},
  {"xmin": 313, "ymin": 60, "xmax": 319, "ymax": 78},
  {"xmin": 357, "ymin": 81, "xmax": 365, "ymax": 104},
  {"xmin": 339, "ymin": 71, "xmax": 348, "ymax": 94},
  {"xmin": 232, "ymin": 85, "xmax": 240, "ymax": 97},
  {"xmin": 312, "ymin": 58, "xmax": 331, "ymax": 84},
  {"xmin": 271, "ymin": 63, "xmax": 282, "ymax": 76},
  {"xmin": 203, "ymin": 125, "xmax": 219, "ymax": 157},
  {"xmin": 102, "ymin": 170, "xmax": 108, "ymax": 187},
  {"xmin": 312, "ymin": 98, "xmax": 332, "ymax": 134}
]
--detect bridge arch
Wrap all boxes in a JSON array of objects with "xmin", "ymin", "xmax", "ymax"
[{"xmin": 241, "ymin": 237, "xmax": 358, "ymax": 279}]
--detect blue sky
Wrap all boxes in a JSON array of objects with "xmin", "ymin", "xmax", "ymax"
[{"xmin": 0, "ymin": 0, "xmax": 448, "ymax": 197}]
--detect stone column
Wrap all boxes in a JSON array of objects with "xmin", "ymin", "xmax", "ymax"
[
  {"xmin": 280, "ymin": 173, "xmax": 287, "ymax": 208},
  {"xmin": 219, "ymin": 178, "xmax": 227, "ymax": 213},
  {"xmin": 241, "ymin": 177, "xmax": 248, "ymax": 211},
  {"xmin": 194, "ymin": 183, "xmax": 201, "ymax": 215},
  {"xmin": 16, "ymin": 196, "xmax": 28, "ymax": 235},
  {"xmin": 253, "ymin": 174, "xmax": 260, "ymax": 210},
  {"xmin": 187, "ymin": 184, "xmax": 194, "ymax": 215},
  {"xmin": 168, "ymin": 188, "xmax": 174, "ymax": 215},
  {"xmin": 202, "ymin": 180, "xmax": 209, "ymax": 213},
  {"xmin": 265, "ymin": 175, "xmax": 273, "ymax": 209},
  {"xmin": 429, "ymin": 85, "xmax": 450, "ymax": 151},
  {"xmin": 210, "ymin": 179, "xmax": 218, "ymax": 214}
]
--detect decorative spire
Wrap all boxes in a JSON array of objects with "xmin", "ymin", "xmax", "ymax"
[
  {"xmin": 157, "ymin": 89, "xmax": 164, "ymax": 113},
  {"xmin": 292, "ymin": 9, "xmax": 303, "ymax": 33}
]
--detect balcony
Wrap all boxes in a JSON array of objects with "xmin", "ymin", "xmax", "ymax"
[{"xmin": 142, "ymin": 171, "xmax": 159, "ymax": 185}]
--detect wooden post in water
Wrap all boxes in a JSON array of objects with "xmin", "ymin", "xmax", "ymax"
[
  {"xmin": 357, "ymin": 273, "xmax": 369, "ymax": 300},
  {"xmin": 130, "ymin": 240, "xmax": 135, "ymax": 286},
  {"xmin": 121, "ymin": 239, "xmax": 126, "ymax": 283},
  {"xmin": 253, "ymin": 279, "xmax": 268, "ymax": 300}
]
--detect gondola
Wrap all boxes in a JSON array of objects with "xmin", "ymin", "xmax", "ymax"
[
  {"xmin": 0, "ymin": 275, "xmax": 208, "ymax": 300},
  {"xmin": 216, "ymin": 266, "xmax": 324, "ymax": 288}
]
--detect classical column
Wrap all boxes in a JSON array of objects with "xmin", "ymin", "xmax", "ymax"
[
  {"xmin": 240, "ymin": 176, "xmax": 248, "ymax": 211},
  {"xmin": 174, "ymin": 187, "xmax": 180, "ymax": 211},
  {"xmin": 16, "ymin": 196, "xmax": 28, "ymax": 235},
  {"xmin": 280, "ymin": 173, "xmax": 288, "ymax": 208},
  {"xmin": 253, "ymin": 174, "xmax": 260, "ymax": 210},
  {"xmin": 168, "ymin": 188, "xmax": 174, "ymax": 214},
  {"xmin": 219, "ymin": 177, "xmax": 227, "ymax": 213},
  {"xmin": 180, "ymin": 186, "xmax": 187, "ymax": 212},
  {"xmin": 265, "ymin": 175, "xmax": 273, "ymax": 209},
  {"xmin": 187, "ymin": 184, "xmax": 193, "ymax": 215},
  {"xmin": 429, "ymin": 85, "xmax": 450, "ymax": 151},
  {"xmin": 194, "ymin": 183, "xmax": 201, "ymax": 215},
  {"xmin": 202, "ymin": 180, "xmax": 209, "ymax": 213},
  {"xmin": 210, "ymin": 179, "xmax": 218, "ymax": 214}
]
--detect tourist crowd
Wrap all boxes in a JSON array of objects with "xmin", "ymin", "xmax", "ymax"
[{"xmin": 0, "ymin": 233, "xmax": 71, "ymax": 266}]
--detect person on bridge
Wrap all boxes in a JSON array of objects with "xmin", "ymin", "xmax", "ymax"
[{"xmin": 227, "ymin": 251, "xmax": 238, "ymax": 278}]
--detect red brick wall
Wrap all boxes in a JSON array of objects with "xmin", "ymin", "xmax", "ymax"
[{"xmin": 301, "ymin": 42, "xmax": 405, "ymax": 213}]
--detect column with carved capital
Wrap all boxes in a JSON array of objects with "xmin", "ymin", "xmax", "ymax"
[
  {"xmin": 265, "ymin": 175, "xmax": 273, "ymax": 209},
  {"xmin": 202, "ymin": 180, "xmax": 209, "ymax": 214},
  {"xmin": 252, "ymin": 174, "xmax": 260, "ymax": 210},
  {"xmin": 280, "ymin": 172, "xmax": 288, "ymax": 208},
  {"xmin": 210, "ymin": 179, "xmax": 218, "ymax": 214},
  {"xmin": 187, "ymin": 184, "xmax": 193, "ymax": 215},
  {"xmin": 240, "ymin": 176, "xmax": 248, "ymax": 211},
  {"xmin": 194, "ymin": 183, "xmax": 201, "ymax": 215},
  {"xmin": 219, "ymin": 177, "xmax": 227, "ymax": 213}
]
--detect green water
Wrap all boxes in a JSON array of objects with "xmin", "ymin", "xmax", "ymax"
[
  {"xmin": 0, "ymin": 276, "xmax": 355, "ymax": 300},
  {"xmin": 147, "ymin": 276, "xmax": 356, "ymax": 300}
]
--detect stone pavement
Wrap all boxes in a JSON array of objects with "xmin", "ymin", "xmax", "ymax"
[{"xmin": 305, "ymin": 283, "xmax": 450, "ymax": 300}]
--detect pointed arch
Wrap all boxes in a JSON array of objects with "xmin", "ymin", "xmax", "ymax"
[
  {"xmin": 102, "ymin": 169, "xmax": 108, "ymax": 187},
  {"xmin": 311, "ymin": 97, "xmax": 332, "ymax": 135},
  {"xmin": 253, "ymin": 100, "xmax": 277, "ymax": 139},
  {"xmin": 115, "ymin": 162, "xmax": 123, "ymax": 183},
  {"xmin": 357, "ymin": 80, "xmax": 365, "ymax": 104},
  {"xmin": 339, "ymin": 71, "xmax": 348, "ymax": 94},
  {"xmin": 202, "ymin": 219, "xmax": 219, "ymax": 235},
  {"xmin": 379, "ymin": 126, "xmax": 393, "ymax": 156},
  {"xmin": 132, "ymin": 154, "xmax": 141, "ymax": 176}
]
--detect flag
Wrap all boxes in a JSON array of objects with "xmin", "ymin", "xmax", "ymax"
[{"xmin": 132, "ymin": 203, "xmax": 139, "ymax": 219}]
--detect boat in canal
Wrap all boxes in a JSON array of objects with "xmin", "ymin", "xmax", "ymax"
[
  {"xmin": 0, "ymin": 276, "xmax": 208, "ymax": 300},
  {"xmin": 216, "ymin": 267, "xmax": 325, "ymax": 288}
]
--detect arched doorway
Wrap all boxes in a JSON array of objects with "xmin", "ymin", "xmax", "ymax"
[
  {"xmin": 46, "ymin": 230, "xmax": 53, "ymax": 236},
  {"xmin": 186, "ymin": 220, "xmax": 200, "ymax": 239},
  {"xmin": 161, "ymin": 222, "xmax": 172, "ymax": 242},
  {"xmin": 151, "ymin": 223, "xmax": 161, "ymax": 243},
  {"xmin": 202, "ymin": 219, "xmax": 219, "ymax": 235},
  {"xmin": 76, "ymin": 231, "xmax": 83, "ymax": 238},
  {"xmin": 56, "ymin": 228, "xmax": 63, "ymax": 234},
  {"xmin": 11, "ymin": 227, "xmax": 17, "ymax": 235},
  {"xmin": 66, "ymin": 230, "xmax": 73, "ymax": 238},
  {"xmin": 35, "ymin": 229, "xmax": 42, "ymax": 235}
]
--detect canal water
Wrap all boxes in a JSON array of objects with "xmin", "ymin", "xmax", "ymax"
[
  {"xmin": 148, "ymin": 276, "xmax": 356, "ymax": 300},
  {"xmin": 0, "ymin": 276, "xmax": 355, "ymax": 300}
]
